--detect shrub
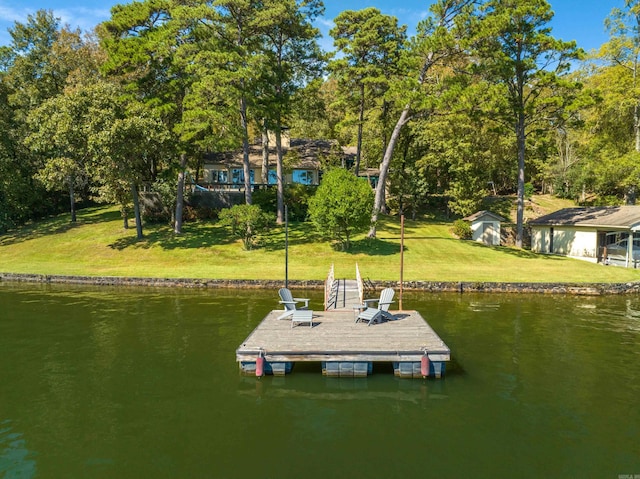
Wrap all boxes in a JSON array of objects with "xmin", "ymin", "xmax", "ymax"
[
  {"xmin": 308, "ymin": 168, "xmax": 374, "ymax": 250},
  {"xmin": 252, "ymin": 184, "xmax": 316, "ymax": 221},
  {"xmin": 452, "ymin": 219, "xmax": 472, "ymax": 239},
  {"xmin": 524, "ymin": 182, "xmax": 535, "ymax": 200},
  {"xmin": 218, "ymin": 204, "xmax": 272, "ymax": 250}
]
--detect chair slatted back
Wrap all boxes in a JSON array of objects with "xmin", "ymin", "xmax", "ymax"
[
  {"xmin": 379, "ymin": 288, "xmax": 394, "ymax": 312},
  {"xmin": 279, "ymin": 288, "xmax": 296, "ymax": 311}
]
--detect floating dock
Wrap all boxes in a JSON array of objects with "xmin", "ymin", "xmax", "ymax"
[{"xmin": 236, "ymin": 309, "xmax": 450, "ymax": 378}]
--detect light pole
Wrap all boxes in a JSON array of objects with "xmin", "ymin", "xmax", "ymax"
[
  {"xmin": 400, "ymin": 214, "xmax": 404, "ymax": 311},
  {"xmin": 285, "ymin": 205, "xmax": 289, "ymax": 288}
]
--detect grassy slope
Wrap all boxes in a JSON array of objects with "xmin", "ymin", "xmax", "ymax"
[{"xmin": 1, "ymin": 204, "xmax": 640, "ymax": 283}]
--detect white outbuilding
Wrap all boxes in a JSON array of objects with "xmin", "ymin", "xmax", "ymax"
[
  {"xmin": 529, "ymin": 206, "xmax": 640, "ymax": 267},
  {"xmin": 462, "ymin": 210, "xmax": 506, "ymax": 246}
]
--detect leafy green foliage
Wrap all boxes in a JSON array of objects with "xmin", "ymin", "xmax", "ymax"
[
  {"xmin": 252, "ymin": 184, "xmax": 316, "ymax": 221},
  {"xmin": 572, "ymin": 1, "xmax": 640, "ymax": 204},
  {"xmin": 218, "ymin": 204, "xmax": 272, "ymax": 250},
  {"xmin": 452, "ymin": 219, "xmax": 472, "ymax": 239},
  {"xmin": 329, "ymin": 8, "xmax": 406, "ymax": 175},
  {"xmin": 524, "ymin": 182, "xmax": 535, "ymax": 200},
  {"xmin": 0, "ymin": 11, "xmax": 97, "ymax": 230},
  {"xmin": 6, "ymin": 1, "xmax": 640, "ymax": 239},
  {"xmin": 308, "ymin": 168, "xmax": 374, "ymax": 250},
  {"xmin": 471, "ymin": 0, "xmax": 583, "ymax": 246}
]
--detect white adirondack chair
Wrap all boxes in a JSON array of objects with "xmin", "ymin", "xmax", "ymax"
[
  {"xmin": 356, "ymin": 288, "xmax": 395, "ymax": 325},
  {"xmin": 277, "ymin": 288, "xmax": 310, "ymax": 320}
]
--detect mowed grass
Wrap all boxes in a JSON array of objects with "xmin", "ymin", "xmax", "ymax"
[{"xmin": 1, "ymin": 205, "xmax": 640, "ymax": 283}]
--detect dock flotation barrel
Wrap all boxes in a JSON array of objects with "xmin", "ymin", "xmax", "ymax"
[
  {"xmin": 421, "ymin": 354, "xmax": 430, "ymax": 378},
  {"xmin": 256, "ymin": 352, "xmax": 265, "ymax": 377}
]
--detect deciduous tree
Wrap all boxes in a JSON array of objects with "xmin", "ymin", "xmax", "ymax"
[
  {"xmin": 368, "ymin": 0, "xmax": 475, "ymax": 238},
  {"xmin": 309, "ymin": 167, "xmax": 374, "ymax": 250}
]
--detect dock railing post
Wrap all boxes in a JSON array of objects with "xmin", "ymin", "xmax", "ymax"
[
  {"xmin": 285, "ymin": 205, "xmax": 288, "ymax": 289},
  {"xmin": 342, "ymin": 278, "xmax": 346, "ymax": 307},
  {"xmin": 400, "ymin": 214, "xmax": 404, "ymax": 311}
]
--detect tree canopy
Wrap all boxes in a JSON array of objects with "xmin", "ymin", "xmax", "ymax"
[
  {"xmin": 0, "ymin": 0, "xmax": 638, "ymax": 251},
  {"xmin": 308, "ymin": 167, "xmax": 374, "ymax": 250}
]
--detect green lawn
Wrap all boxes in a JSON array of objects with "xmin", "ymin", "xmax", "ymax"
[{"xmin": 1, "ymin": 205, "xmax": 640, "ymax": 283}]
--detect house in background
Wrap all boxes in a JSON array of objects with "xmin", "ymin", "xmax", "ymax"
[
  {"xmin": 529, "ymin": 206, "xmax": 640, "ymax": 267},
  {"xmin": 463, "ymin": 210, "xmax": 506, "ymax": 246},
  {"xmin": 198, "ymin": 132, "xmax": 362, "ymax": 191}
]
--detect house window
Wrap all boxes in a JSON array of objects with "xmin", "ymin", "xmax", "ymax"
[
  {"xmin": 232, "ymin": 169, "xmax": 255, "ymax": 184},
  {"xmin": 268, "ymin": 169, "xmax": 278, "ymax": 185},
  {"xmin": 211, "ymin": 169, "xmax": 228, "ymax": 183},
  {"xmin": 292, "ymin": 169, "xmax": 314, "ymax": 185}
]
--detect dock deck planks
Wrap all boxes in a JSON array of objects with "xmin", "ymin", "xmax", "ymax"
[{"xmin": 236, "ymin": 309, "xmax": 450, "ymax": 364}]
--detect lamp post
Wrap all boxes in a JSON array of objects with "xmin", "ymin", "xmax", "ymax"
[
  {"xmin": 400, "ymin": 214, "xmax": 404, "ymax": 311},
  {"xmin": 285, "ymin": 204, "xmax": 289, "ymax": 288}
]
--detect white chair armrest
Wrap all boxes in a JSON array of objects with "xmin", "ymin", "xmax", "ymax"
[
  {"xmin": 279, "ymin": 300, "xmax": 298, "ymax": 306},
  {"xmin": 294, "ymin": 298, "xmax": 310, "ymax": 308}
]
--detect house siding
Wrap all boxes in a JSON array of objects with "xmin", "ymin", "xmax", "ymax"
[
  {"xmin": 470, "ymin": 220, "xmax": 501, "ymax": 246},
  {"xmin": 531, "ymin": 226, "xmax": 598, "ymax": 262}
]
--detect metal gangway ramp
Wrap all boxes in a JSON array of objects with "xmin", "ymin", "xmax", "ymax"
[{"xmin": 324, "ymin": 263, "xmax": 374, "ymax": 310}]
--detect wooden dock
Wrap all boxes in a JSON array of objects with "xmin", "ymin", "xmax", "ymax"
[{"xmin": 236, "ymin": 309, "xmax": 450, "ymax": 378}]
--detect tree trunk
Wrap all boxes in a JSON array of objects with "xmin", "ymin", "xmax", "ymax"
[
  {"xmin": 629, "ymin": 59, "xmax": 639, "ymax": 204},
  {"xmin": 515, "ymin": 111, "xmax": 526, "ymax": 248},
  {"xmin": 240, "ymin": 97, "xmax": 252, "ymax": 204},
  {"xmin": 174, "ymin": 152, "xmax": 187, "ymax": 234},
  {"xmin": 261, "ymin": 123, "xmax": 269, "ymax": 186},
  {"xmin": 68, "ymin": 179, "xmax": 76, "ymax": 223},
  {"xmin": 276, "ymin": 123, "xmax": 285, "ymax": 224},
  {"xmin": 635, "ymin": 58, "xmax": 640, "ymax": 153},
  {"xmin": 131, "ymin": 181, "xmax": 143, "ymax": 240},
  {"xmin": 634, "ymin": 101, "xmax": 639, "ymax": 152},
  {"xmin": 355, "ymin": 82, "xmax": 365, "ymax": 176},
  {"xmin": 368, "ymin": 49, "xmax": 435, "ymax": 238},
  {"xmin": 626, "ymin": 186, "xmax": 637, "ymax": 205},
  {"xmin": 368, "ymin": 106, "xmax": 411, "ymax": 238}
]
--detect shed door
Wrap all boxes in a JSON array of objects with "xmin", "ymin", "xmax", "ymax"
[{"xmin": 481, "ymin": 222, "xmax": 495, "ymax": 245}]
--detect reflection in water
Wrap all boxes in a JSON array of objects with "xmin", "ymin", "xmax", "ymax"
[
  {"xmin": 238, "ymin": 375, "xmax": 448, "ymax": 404},
  {"xmin": 0, "ymin": 420, "xmax": 37, "ymax": 479},
  {"xmin": 1, "ymin": 285, "xmax": 639, "ymax": 478}
]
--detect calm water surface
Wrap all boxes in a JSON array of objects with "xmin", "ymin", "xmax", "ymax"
[{"xmin": 1, "ymin": 283, "xmax": 639, "ymax": 478}]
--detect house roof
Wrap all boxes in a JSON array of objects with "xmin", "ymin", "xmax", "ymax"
[
  {"xmin": 204, "ymin": 139, "xmax": 354, "ymax": 170},
  {"xmin": 529, "ymin": 206, "xmax": 640, "ymax": 230},
  {"xmin": 463, "ymin": 210, "xmax": 506, "ymax": 222}
]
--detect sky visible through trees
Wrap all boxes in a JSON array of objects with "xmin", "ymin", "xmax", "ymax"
[
  {"xmin": 0, "ymin": 0, "xmax": 619, "ymax": 53},
  {"xmin": 1, "ymin": 0, "xmax": 639, "ymax": 251}
]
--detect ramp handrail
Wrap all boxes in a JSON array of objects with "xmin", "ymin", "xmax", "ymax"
[
  {"xmin": 325, "ymin": 264, "xmax": 336, "ymax": 310},
  {"xmin": 356, "ymin": 262, "xmax": 364, "ymax": 305}
]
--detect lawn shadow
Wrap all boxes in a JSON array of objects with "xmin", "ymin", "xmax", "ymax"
[
  {"xmin": 344, "ymin": 237, "xmax": 401, "ymax": 256},
  {"xmin": 260, "ymin": 221, "xmax": 324, "ymax": 251},
  {"xmin": 463, "ymin": 239, "xmax": 570, "ymax": 261},
  {"xmin": 0, "ymin": 207, "xmax": 121, "ymax": 247},
  {"xmin": 108, "ymin": 221, "xmax": 238, "ymax": 251}
]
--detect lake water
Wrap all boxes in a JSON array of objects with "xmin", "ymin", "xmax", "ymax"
[{"xmin": 1, "ymin": 283, "xmax": 639, "ymax": 478}]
